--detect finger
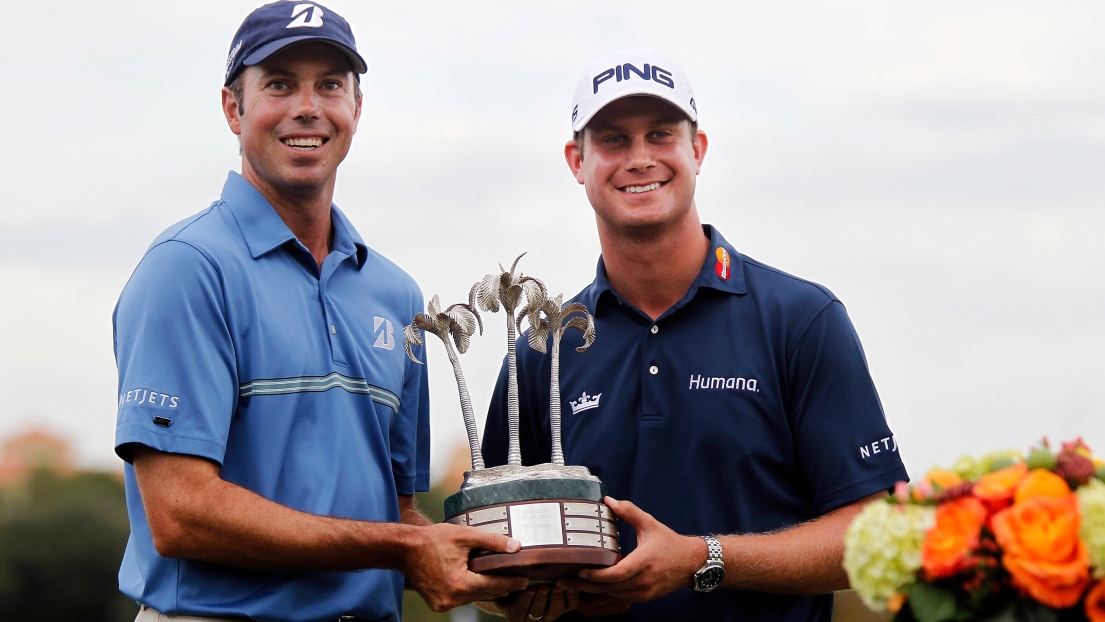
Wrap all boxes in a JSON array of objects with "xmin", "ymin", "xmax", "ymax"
[
  {"xmin": 555, "ymin": 577, "xmax": 622, "ymax": 594},
  {"xmin": 492, "ymin": 590, "xmax": 522, "ymax": 607},
  {"xmin": 543, "ymin": 587, "xmax": 577, "ymax": 619},
  {"xmin": 507, "ymin": 586, "xmax": 537, "ymax": 622},
  {"xmin": 564, "ymin": 588, "xmax": 580, "ymax": 613},
  {"xmin": 579, "ymin": 594, "xmax": 633, "ymax": 616},
  {"xmin": 462, "ymin": 527, "xmax": 523, "ymax": 554},
  {"xmin": 465, "ymin": 573, "xmax": 530, "ymax": 600},
  {"xmin": 571, "ymin": 551, "xmax": 644, "ymax": 584},
  {"xmin": 577, "ymin": 561, "xmax": 641, "ymax": 583},
  {"xmin": 525, "ymin": 585, "xmax": 551, "ymax": 620},
  {"xmin": 604, "ymin": 496, "xmax": 652, "ymax": 531}
]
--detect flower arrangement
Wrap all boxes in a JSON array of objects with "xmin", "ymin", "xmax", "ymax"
[{"xmin": 844, "ymin": 438, "xmax": 1105, "ymax": 622}]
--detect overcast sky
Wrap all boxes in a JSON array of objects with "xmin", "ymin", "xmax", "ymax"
[{"xmin": 1, "ymin": 1, "xmax": 1103, "ymax": 483}]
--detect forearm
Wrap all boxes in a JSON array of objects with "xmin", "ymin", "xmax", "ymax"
[
  {"xmin": 134, "ymin": 446, "xmax": 420, "ymax": 573},
  {"xmin": 719, "ymin": 523, "xmax": 848, "ymax": 594},
  {"xmin": 718, "ymin": 492, "xmax": 884, "ymax": 594},
  {"xmin": 399, "ymin": 494, "xmax": 434, "ymax": 527}
]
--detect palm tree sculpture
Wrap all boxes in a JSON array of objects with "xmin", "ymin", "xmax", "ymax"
[
  {"xmin": 523, "ymin": 294, "xmax": 596, "ymax": 465},
  {"xmin": 403, "ymin": 294, "xmax": 486, "ymax": 470},
  {"xmin": 470, "ymin": 253, "xmax": 547, "ymax": 467}
]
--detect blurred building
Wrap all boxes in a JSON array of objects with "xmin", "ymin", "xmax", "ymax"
[{"xmin": 0, "ymin": 428, "xmax": 75, "ymax": 487}]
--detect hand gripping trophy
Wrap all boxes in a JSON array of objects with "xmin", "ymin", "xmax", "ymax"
[{"xmin": 403, "ymin": 254, "xmax": 621, "ymax": 580}]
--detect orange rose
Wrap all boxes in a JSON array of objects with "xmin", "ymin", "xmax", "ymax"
[
  {"xmin": 1014, "ymin": 468, "xmax": 1071, "ymax": 504},
  {"xmin": 1085, "ymin": 580, "xmax": 1105, "ymax": 622},
  {"xmin": 991, "ymin": 494, "xmax": 1090, "ymax": 608},
  {"xmin": 974, "ymin": 462, "xmax": 1028, "ymax": 512},
  {"xmin": 913, "ymin": 469, "xmax": 964, "ymax": 502},
  {"xmin": 922, "ymin": 496, "xmax": 989, "ymax": 578}
]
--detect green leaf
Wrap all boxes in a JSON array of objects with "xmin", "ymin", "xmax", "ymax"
[
  {"xmin": 969, "ymin": 602, "xmax": 1018, "ymax": 622},
  {"xmin": 1009, "ymin": 599, "xmax": 1059, "ymax": 622},
  {"xmin": 968, "ymin": 599, "xmax": 1063, "ymax": 622},
  {"xmin": 907, "ymin": 582, "xmax": 960, "ymax": 622}
]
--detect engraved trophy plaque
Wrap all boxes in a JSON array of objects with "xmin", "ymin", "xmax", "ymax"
[{"xmin": 403, "ymin": 254, "xmax": 621, "ymax": 581}]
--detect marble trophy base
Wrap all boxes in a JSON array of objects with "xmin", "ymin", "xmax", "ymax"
[{"xmin": 445, "ymin": 465, "xmax": 622, "ymax": 582}]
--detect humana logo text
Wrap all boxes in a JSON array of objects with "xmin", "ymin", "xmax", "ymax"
[{"xmin": 688, "ymin": 374, "xmax": 759, "ymax": 392}]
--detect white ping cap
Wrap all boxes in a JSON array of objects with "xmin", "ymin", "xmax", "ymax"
[{"xmin": 570, "ymin": 48, "xmax": 697, "ymax": 133}]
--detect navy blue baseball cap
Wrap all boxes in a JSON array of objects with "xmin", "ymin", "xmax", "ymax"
[{"xmin": 224, "ymin": 1, "xmax": 368, "ymax": 86}]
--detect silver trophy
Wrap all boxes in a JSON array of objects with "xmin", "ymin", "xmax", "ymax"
[{"xmin": 403, "ymin": 254, "xmax": 621, "ymax": 580}]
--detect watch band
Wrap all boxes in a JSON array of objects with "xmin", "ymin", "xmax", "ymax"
[
  {"xmin": 703, "ymin": 535, "xmax": 723, "ymax": 563},
  {"xmin": 692, "ymin": 535, "xmax": 725, "ymax": 592}
]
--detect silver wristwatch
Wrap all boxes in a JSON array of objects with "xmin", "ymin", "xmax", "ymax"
[{"xmin": 692, "ymin": 535, "xmax": 725, "ymax": 592}]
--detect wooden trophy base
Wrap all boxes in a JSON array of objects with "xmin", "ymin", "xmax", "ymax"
[
  {"xmin": 445, "ymin": 475, "xmax": 622, "ymax": 582},
  {"xmin": 471, "ymin": 546, "xmax": 621, "ymax": 582}
]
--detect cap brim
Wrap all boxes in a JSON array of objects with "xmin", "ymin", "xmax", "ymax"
[
  {"xmin": 241, "ymin": 35, "xmax": 368, "ymax": 74},
  {"xmin": 573, "ymin": 90, "xmax": 697, "ymax": 133}
]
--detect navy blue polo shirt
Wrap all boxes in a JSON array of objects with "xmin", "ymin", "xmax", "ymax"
[
  {"xmin": 482, "ymin": 225, "xmax": 907, "ymax": 622},
  {"xmin": 113, "ymin": 172, "xmax": 430, "ymax": 622}
]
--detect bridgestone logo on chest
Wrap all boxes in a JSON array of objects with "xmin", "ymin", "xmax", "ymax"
[{"xmin": 688, "ymin": 374, "xmax": 759, "ymax": 392}]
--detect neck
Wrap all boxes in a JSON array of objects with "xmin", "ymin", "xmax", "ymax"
[
  {"xmin": 597, "ymin": 212, "xmax": 710, "ymax": 321},
  {"xmin": 242, "ymin": 167, "xmax": 336, "ymax": 269}
]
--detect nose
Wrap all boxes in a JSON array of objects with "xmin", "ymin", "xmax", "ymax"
[
  {"xmin": 291, "ymin": 88, "xmax": 321, "ymax": 121},
  {"xmin": 626, "ymin": 136, "xmax": 655, "ymax": 172}
]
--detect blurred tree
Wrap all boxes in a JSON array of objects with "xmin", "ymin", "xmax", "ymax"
[{"xmin": 0, "ymin": 469, "xmax": 136, "ymax": 621}]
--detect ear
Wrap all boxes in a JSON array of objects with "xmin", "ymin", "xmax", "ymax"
[
  {"xmin": 565, "ymin": 139, "xmax": 585, "ymax": 185},
  {"xmin": 351, "ymin": 91, "xmax": 362, "ymax": 132},
  {"xmin": 221, "ymin": 86, "xmax": 242, "ymax": 136},
  {"xmin": 692, "ymin": 129, "xmax": 708, "ymax": 175}
]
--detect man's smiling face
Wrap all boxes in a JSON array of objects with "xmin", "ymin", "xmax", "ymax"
[
  {"xmin": 566, "ymin": 96, "xmax": 706, "ymax": 238},
  {"xmin": 222, "ymin": 41, "xmax": 361, "ymax": 200}
]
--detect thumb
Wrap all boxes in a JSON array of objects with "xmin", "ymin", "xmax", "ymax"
[{"xmin": 605, "ymin": 496, "xmax": 650, "ymax": 530}]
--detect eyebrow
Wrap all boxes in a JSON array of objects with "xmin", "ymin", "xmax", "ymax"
[
  {"xmin": 258, "ymin": 65, "xmax": 351, "ymax": 79},
  {"xmin": 589, "ymin": 114, "xmax": 686, "ymax": 134}
]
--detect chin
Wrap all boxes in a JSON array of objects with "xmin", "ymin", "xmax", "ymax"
[{"xmin": 273, "ymin": 175, "xmax": 330, "ymax": 195}]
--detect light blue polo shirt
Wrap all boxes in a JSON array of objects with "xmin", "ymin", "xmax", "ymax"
[
  {"xmin": 483, "ymin": 225, "xmax": 907, "ymax": 622},
  {"xmin": 114, "ymin": 172, "xmax": 429, "ymax": 622}
]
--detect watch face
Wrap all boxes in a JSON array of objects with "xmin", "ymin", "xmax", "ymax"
[{"xmin": 697, "ymin": 566, "xmax": 724, "ymax": 591}]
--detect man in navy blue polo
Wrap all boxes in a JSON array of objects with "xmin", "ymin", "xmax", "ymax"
[
  {"xmin": 113, "ymin": 3, "xmax": 527, "ymax": 621},
  {"xmin": 481, "ymin": 49, "xmax": 908, "ymax": 621}
]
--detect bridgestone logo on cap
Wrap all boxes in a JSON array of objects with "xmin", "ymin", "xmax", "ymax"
[{"xmin": 287, "ymin": 3, "xmax": 324, "ymax": 28}]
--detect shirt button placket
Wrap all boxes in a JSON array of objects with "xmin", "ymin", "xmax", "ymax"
[
  {"xmin": 642, "ymin": 316, "xmax": 664, "ymax": 421},
  {"xmin": 648, "ymin": 325, "xmax": 660, "ymax": 376},
  {"xmin": 319, "ymin": 281, "xmax": 337, "ymax": 359}
]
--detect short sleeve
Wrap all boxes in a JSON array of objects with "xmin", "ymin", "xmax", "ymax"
[
  {"xmin": 389, "ymin": 324, "xmax": 431, "ymax": 495},
  {"xmin": 788, "ymin": 301, "xmax": 908, "ymax": 514},
  {"xmin": 113, "ymin": 240, "xmax": 238, "ymax": 465}
]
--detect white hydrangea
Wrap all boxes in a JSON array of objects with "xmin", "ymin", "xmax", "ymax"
[
  {"xmin": 950, "ymin": 449, "xmax": 1023, "ymax": 481},
  {"xmin": 843, "ymin": 501, "xmax": 935, "ymax": 610},
  {"xmin": 1077, "ymin": 478, "xmax": 1105, "ymax": 578}
]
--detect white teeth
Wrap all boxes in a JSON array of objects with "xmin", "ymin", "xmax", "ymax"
[
  {"xmin": 283, "ymin": 137, "xmax": 323, "ymax": 148},
  {"xmin": 624, "ymin": 182, "xmax": 662, "ymax": 193}
]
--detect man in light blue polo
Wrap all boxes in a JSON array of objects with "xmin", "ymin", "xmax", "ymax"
[{"xmin": 113, "ymin": 2, "xmax": 526, "ymax": 620}]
